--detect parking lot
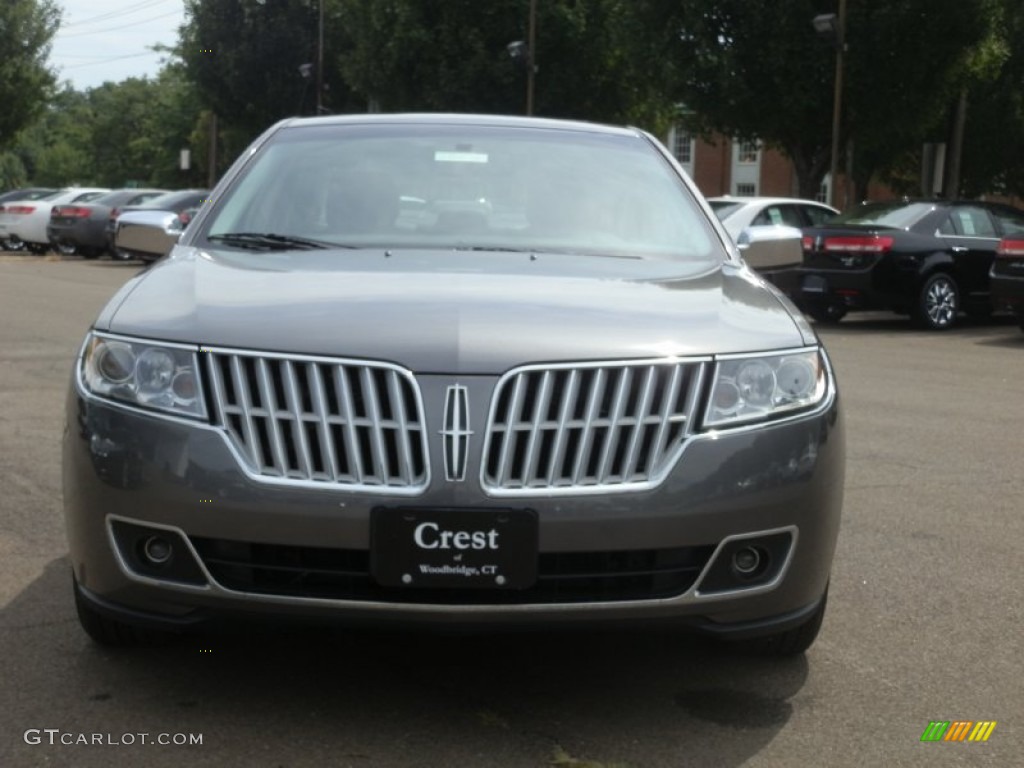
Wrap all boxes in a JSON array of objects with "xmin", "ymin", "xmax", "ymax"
[{"xmin": 0, "ymin": 253, "xmax": 1020, "ymax": 767}]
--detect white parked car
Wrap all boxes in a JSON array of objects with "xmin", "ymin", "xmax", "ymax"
[
  {"xmin": 0, "ymin": 187, "xmax": 109, "ymax": 254},
  {"xmin": 707, "ymin": 196, "xmax": 838, "ymax": 241},
  {"xmin": 706, "ymin": 196, "xmax": 838, "ymax": 293}
]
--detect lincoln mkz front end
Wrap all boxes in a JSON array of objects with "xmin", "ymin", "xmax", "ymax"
[{"xmin": 63, "ymin": 114, "xmax": 844, "ymax": 655}]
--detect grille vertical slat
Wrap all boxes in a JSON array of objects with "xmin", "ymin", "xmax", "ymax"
[
  {"xmin": 387, "ymin": 369, "xmax": 415, "ymax": 483},
  {"xmin": 496, "ymin": 374, "xmax": 526, "ymax": 487},
  {"xmin": 650, "ymin": 363, "xmax": 685, "ymax": 463},
  {"xmin": 333, "ymin": 367, "xmax": 364, "ymax": 482},
  {"xmin": 281, "ymin": 360, "xmax": 314, "ymax": 478},
  {"xmin": 307, "ymin": 363, "xmax": 340, "ymax": 481},
  {"xmin": 484, "ymin": 360, "xmax": 705, "ymax": 494},
  {"xmin": 622, "ymin": 365, "xmax": 658, "ymax": 480},
  {"xmin": 521, "ymin": 370, "xmax": 553, "ymax": 486},
  {"xmin": 206, "ymin": 350, "xmax": 428, "ymax": 492},
  {"xmin": 360, "ymin": 367, "xmax": 389, "ymax": 483},
  {"xmin": 595, "ymin": 367, "xmax": 632, "ymax": 484},
  {"xmin": 256, "ymin": 358, "xmax": 289, "ymax": 476},
  {"xmin": 572, "ymin": 368, "xmax": 607, "ymax": 485},
  {"xmin": 229, "ymin": 356, "xmax": 263, "ymax": 469},
  {"xmin": 545, "ymin": 368, "xmax": 580, "ymax": 487}
]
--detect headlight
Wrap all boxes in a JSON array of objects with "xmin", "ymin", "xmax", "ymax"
[
  {"xmin": 704, "ymin": 348, "xmax": 828, "ymax": 428},
  {"xmin": 81, "ymin": 334, "xmax": 206, "ymax": 419}
]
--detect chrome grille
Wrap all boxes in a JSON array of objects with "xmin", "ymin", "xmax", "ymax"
[
  {"xmin": 482, "ymin": 360, "xmax": 706, "ymax": 494},
  {"xmin": 205, "ymin": 349, "xmax": 428, "ymax": 492}
]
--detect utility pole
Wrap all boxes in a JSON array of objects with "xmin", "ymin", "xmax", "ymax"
[
  {"xmin": 316, "ymin": 0, "xmax": 325, "ymax": 114},
  {"xmin": 526, "ymin": 0, "xmax": 537, "ymax": 116}
]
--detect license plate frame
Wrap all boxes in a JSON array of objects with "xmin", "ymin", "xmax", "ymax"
[{"xmin": 370, "ymin": 507, "xmax": 538, "ymax": 590}]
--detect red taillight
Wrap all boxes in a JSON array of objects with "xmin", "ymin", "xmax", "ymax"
[
  {"xmin": 996, "ymin": 237, "xmax": 1024, "ymax": 258},
  {"xmin": 823, "ymin": 235, "xmax": 894, "ymax": 254},
  {"xmin": 7, "ymin": 205, "xmax": 36, "ymax": 215},
  {"xmin": 801, "ymin": 235, "xmax": 814, "ymax": 251},
  {"xmin": 109, "ymin": 208, "xmax": 121, "ymax": 221},
  {"xmin": 52, "ymin": 206, "xmax": 91, "ymax": 218},
  {"xmin": 178, "ymin": 211, "xmax": 192, "ymax": 226}
]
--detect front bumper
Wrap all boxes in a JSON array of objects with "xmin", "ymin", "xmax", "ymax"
[{"xmin": 63, "ymin": 374, "xmax": 844, "ymax": 635}]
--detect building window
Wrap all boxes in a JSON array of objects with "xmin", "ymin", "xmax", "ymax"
[
  {"xmin": 735, "ymin": 183, "xmax": 756, "ymax": 196},
  {"xmin": 736, "ymin": 140, "xmax": 759, "ymax": 164},
  {"xmin": 671, "ymin": 128, "xmax": 693, "ymax": 164}
]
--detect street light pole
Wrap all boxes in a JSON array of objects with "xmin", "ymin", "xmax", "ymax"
[
  {"xmin": 526, "ymin": 0, "xmax": 537, "ymax": 116},
  {"xmin": 827, "ymin": 0, "xmax": 846, "ymax": 208},
  {"xmin": 814, "ymin": 1, "xmax": 847, "ymax": 208},
  {"xmin": 316, "ymin": 0, "xmax": 325, "ymax": 114}
]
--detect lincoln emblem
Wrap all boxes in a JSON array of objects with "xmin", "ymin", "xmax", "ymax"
[{"xmin": 441, "ymin": 384, "xmax": 472, "ymax": 481}]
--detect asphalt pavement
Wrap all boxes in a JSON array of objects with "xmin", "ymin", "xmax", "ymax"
[{"xmin": 0, "ymin": 254, "xmax": 1020, "ymax": 767}]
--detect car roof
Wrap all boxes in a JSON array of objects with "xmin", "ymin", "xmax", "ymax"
[
  {"xmin": 275, "ymin": 112, "xmax": 642, "ymax": 139},
  {"xmin": 707, "ymin": 196, "xmax": 834, "ymax": 207}
]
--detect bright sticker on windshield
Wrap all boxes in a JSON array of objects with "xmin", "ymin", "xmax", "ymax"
[{"xmin": 434, "ymin": 151, "xmax": 489, "ymax": 164}]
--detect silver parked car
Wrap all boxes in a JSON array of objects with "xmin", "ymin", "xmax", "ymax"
[{"xmin": 63, "ymin": 114, "xmax": 844, "ymax": 654}]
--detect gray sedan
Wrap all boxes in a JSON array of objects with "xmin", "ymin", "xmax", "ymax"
[{"xmin": 63, "ymin": 114, "xmax": 844, "ymax": 655}]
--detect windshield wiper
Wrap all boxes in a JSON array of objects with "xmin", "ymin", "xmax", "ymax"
[
  {"xmin": 207, "ymin": 233, "xmax": 352, "ymax": 251},
  {"xmin": 452, "ymin": 245, "xmax": 534, "ymax": 253}
]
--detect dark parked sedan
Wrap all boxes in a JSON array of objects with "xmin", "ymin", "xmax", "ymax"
[
  {"xmin": 107, "ymin": 189, "xmax": 209, "ymax": 259},
  {"xmin": 46, "ymin": 188, "xmax": 167, "ymax": 258},
  {"xmin": 63, "ymin": 114, "xmax": 844, "ymax": 655},
  {"xmin": 990, "ymin": 235, "xmax": 1024, "ymax": 331},
  {"xmin": 797, "ymin": 199, "xmax": 1024, "ymax": 329}
]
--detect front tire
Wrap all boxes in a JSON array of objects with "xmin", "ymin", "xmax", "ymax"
[
  {"xmin": 915, "ymin": 272, "xmax": 959, "ymax": 330},
  {"xmin": 26, "ymin": 243, "xmax": 48, "ymax": 255}
]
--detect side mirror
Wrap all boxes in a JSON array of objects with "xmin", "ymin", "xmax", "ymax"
[{"xmin": 736, "ymin": 224, "xmax": 803, "ymax": 271}]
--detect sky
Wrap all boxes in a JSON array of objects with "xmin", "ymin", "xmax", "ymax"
[{"xmin": 49, "ymin": 0, "xmax": 187, "ymax": 91}]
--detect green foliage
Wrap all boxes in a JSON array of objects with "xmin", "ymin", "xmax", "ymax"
[
  {"xmin": 335, "ymin": 0, "xmax": 670, "ymax": 126},
  {"xmin": 959, "ymin": 0, "xmax": 1024, "ymax": 197},
  {"xmin": 639, "ymin": 0, "xmax": 1011, "ymax": 198},
  {"xmin": 0, "ymin": 0, "xmax": 61, "ymax": 150},
  {"xmin": 10, "ymin": 75, "xmax": 206, "ymax": 189},
  {"xmin": 178, "ymin": 0, "xmax": 360, "ymax": 165}
]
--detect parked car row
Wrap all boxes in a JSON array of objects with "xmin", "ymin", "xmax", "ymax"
[
  {"xmin": 0, "ymin": 186, "xmax": 208, "ymax": 261},
  {"xmin": 710, "ymin": 195, "xmax": 1024, "ymax": 332}
]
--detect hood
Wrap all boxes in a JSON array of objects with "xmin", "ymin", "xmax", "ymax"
[{"xmin": 102, "ymin": 247, "xmax": 807, "ymax": 374}]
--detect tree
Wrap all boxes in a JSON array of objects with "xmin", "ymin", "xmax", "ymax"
[
  {"xmin": 955, "ymin": 0, "xmax": 1024, "ymax": 197},
  {"xmin": 334, "ymin": 0, "xmax": 672, "ymax": 127},
  {"xmin": 641, "ymin": 0, "xmax": 1000, "ymax": 199},
  {"xmin": 0, "ymin": 0, "xmax": 61, "ymax": 151},
  {"xmin": 177, "ymin": 0, "xmax": 359, "ymax": 169}
]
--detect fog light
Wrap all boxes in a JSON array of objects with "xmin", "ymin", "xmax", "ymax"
[
  {"xmin": 732, "ymin": 546, "xmax": 761, "ymax": 576},
  {"xmin": 142, "ymin": 536, "xmax": 173, "ymax": 565}
]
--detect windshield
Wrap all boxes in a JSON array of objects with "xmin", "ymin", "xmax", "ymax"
[
  {"xmin": 202, "ymin": 123, "xmax": 718, "ymax": 263},
  {"xmin": 830, "ymin": 201, "xmax": 936, "ymax": 229}
]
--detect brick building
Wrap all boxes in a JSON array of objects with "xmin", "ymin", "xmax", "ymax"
[{"xmin": 663, "ymin": 125, "xmax": 876, "ymax": 208}]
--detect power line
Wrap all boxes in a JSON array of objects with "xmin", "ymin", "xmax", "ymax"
[
  {"xmin": 60, "ymin": 0, "xmax": 174, "ymax": 29},
  {"xmin": 56, "ymin": 10, "xmax": 183, "ymax": 39},
  {"xmin": 61, "ymin": 52, "xmax": 164, "ymax": 70}
]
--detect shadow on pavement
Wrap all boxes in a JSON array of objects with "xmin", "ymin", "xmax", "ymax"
[{"xmin": 0, "ymin": 557, "xmax": 810, "ymax": 767}]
